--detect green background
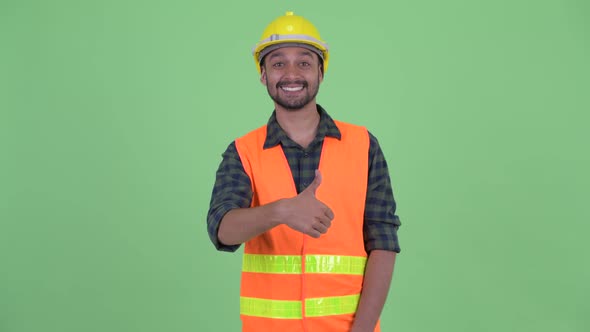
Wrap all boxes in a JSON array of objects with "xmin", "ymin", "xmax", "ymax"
[{"xmin": 1, "ymin": 0, "xmax": 589, "ymax": 331}]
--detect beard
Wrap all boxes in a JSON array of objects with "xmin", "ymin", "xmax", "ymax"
[{"xmin": 267, "ymin": 79, "xmax": 320, "ymax": 111}]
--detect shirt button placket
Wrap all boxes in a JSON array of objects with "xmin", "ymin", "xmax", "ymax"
[{"xmin": 301, "ymin": 151, "xmax": 310, "ymax": 191}]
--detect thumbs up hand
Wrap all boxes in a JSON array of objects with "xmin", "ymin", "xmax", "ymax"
[
  {"xmin": 301, "ymin": 169, "xmax": 323, "ymax": 196},
  {"xmin": 278, "ymin": 170, "xmax": 335, "ymax": 238}
]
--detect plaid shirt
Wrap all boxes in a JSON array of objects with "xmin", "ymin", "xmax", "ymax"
[{"xmin": 207, "ymin": 105, "xmax": 401, "ymax": 253}]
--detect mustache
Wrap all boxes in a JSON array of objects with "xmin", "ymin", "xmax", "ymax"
[{"xmin": 277, "ymin": 80, "xmax": 308, "ymax": 89}]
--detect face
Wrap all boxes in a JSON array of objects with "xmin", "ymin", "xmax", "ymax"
[{"xmin": 260, "ymin": 46, "xmax": 324, "ymax": 111}]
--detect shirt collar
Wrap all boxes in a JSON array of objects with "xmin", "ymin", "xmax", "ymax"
[{"xmin": 263, "ymin": 104, "xmax": 342, "ymax": 149}]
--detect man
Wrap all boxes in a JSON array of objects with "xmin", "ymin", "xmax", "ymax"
[{"xmin": 207, "ymin": 11, "xmax": 401, "ymax": 332}]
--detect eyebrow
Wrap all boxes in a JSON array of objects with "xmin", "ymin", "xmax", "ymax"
[
  {"xmin": 267, "ymin": 52, "xmax": 285, "ymax": 61},
  {"xmin": 298, "ymin": 51, "xmax": 314, "ymax": 59}
]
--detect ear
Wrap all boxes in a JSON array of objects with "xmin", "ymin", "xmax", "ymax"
[
  {"xmin": 260, "ymin": 66, "xmax": 267, "ymax": 85},
  {"xmin": 317, "ymin": 55, "xmax": 324, "ymax": 83}
]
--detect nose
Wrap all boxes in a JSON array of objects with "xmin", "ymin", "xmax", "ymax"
[{"xmin": 282, "ymin": 62, "xmax": 302, "ymax": 79}]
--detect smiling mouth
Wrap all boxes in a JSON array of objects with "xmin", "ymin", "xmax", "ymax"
[
  {"xmin": 278, "ymin": 80, "xmax": 307, "ymax": 93},
  {"xmin": 280, "ymin": 86, "xmax": 304, "ymax": 92}
]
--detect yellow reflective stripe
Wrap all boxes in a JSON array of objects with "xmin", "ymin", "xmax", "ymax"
[
  {"xmin": 240, "ymin": 294, "xmax": 360, "ymax": 319},
  {"xmin": 305, "ymin": 255, "xmax": 367, "ymax": 275},
  {"xmin": 305, "ymin": 294, "xmax": 360, "ymax": 317},
  {"xmin": 240, "ymin": 297, "xmax": 302, "ymax": 319},
  {"xmin": 242, "ymin": 254, "xmax": 302, "ymax": 274},
  {"xmin": 242, "ymin": 254, "xmax": 367, "ymax": 275}
]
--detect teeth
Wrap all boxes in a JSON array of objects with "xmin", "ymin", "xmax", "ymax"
[{"xmin": 281, "ymin": 86, "xmax": 303, "ymax": 92}]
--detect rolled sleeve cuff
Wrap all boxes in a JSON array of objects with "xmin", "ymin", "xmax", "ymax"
[{"xmin": 364, "ymin": 216, "xmax": 402, "ymax": 253}]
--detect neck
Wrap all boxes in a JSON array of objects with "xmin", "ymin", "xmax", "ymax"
[{"xmin": 275, "ymin": 102, "xmax": 320, "ymax": 149}]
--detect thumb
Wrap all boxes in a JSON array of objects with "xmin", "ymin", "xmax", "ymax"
[{"xmin": 304, "ymin": 169, "xmax": 322, "ymax": 195}]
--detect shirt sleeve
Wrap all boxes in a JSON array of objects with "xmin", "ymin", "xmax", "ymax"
[
  {"xmin": 364, "ymin": 132, "xmax": 402, "ymax": 253},
  {"xmin": 207, "ymin": 141, "xmax": 253, "ymax": 252}
]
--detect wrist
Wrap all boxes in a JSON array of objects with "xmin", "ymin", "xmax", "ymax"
[{"xmin": 268, "ymin": 198, "xmax": 288, "ymax": 227}]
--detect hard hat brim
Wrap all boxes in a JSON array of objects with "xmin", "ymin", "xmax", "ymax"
[{"xmin": 257, "ymin": 42, "xmax": 325, "ymax": 64}]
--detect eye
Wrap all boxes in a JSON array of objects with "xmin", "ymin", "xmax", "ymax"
[
  {"xmin": 272, "ymin": 62, "xmax": 284, "ymax": 68},
  {"xmin": 300, "ymin": 62, "xmax": 310, "ymax": 67}
]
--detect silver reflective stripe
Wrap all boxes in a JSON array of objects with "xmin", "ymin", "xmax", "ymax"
[
  {"xmin": 252, "ymin": 34, "xmax": 329, "ymax": 55},
  {"xmin": 259, "ymin": 34, "xmax": 329, "ymax": 50}
]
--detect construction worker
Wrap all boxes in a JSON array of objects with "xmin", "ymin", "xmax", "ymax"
[{"xmin": 207, "ymin": 11, "xmax": 401, "ymax": 332}]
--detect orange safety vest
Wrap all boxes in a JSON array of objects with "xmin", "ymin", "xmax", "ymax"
[{"xmin": 235, "ymin": 120, "xmax": 381, "ymax": 332}]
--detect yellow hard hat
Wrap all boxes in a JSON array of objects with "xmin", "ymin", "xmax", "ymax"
[{"xmin": 252, "ymin": 11, "xmax": 329, "ymax": 74}]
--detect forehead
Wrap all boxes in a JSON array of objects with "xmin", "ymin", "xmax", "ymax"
[{"xmin": 266, "ymin": 46, "xmax": 318, "ymax": 60}]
